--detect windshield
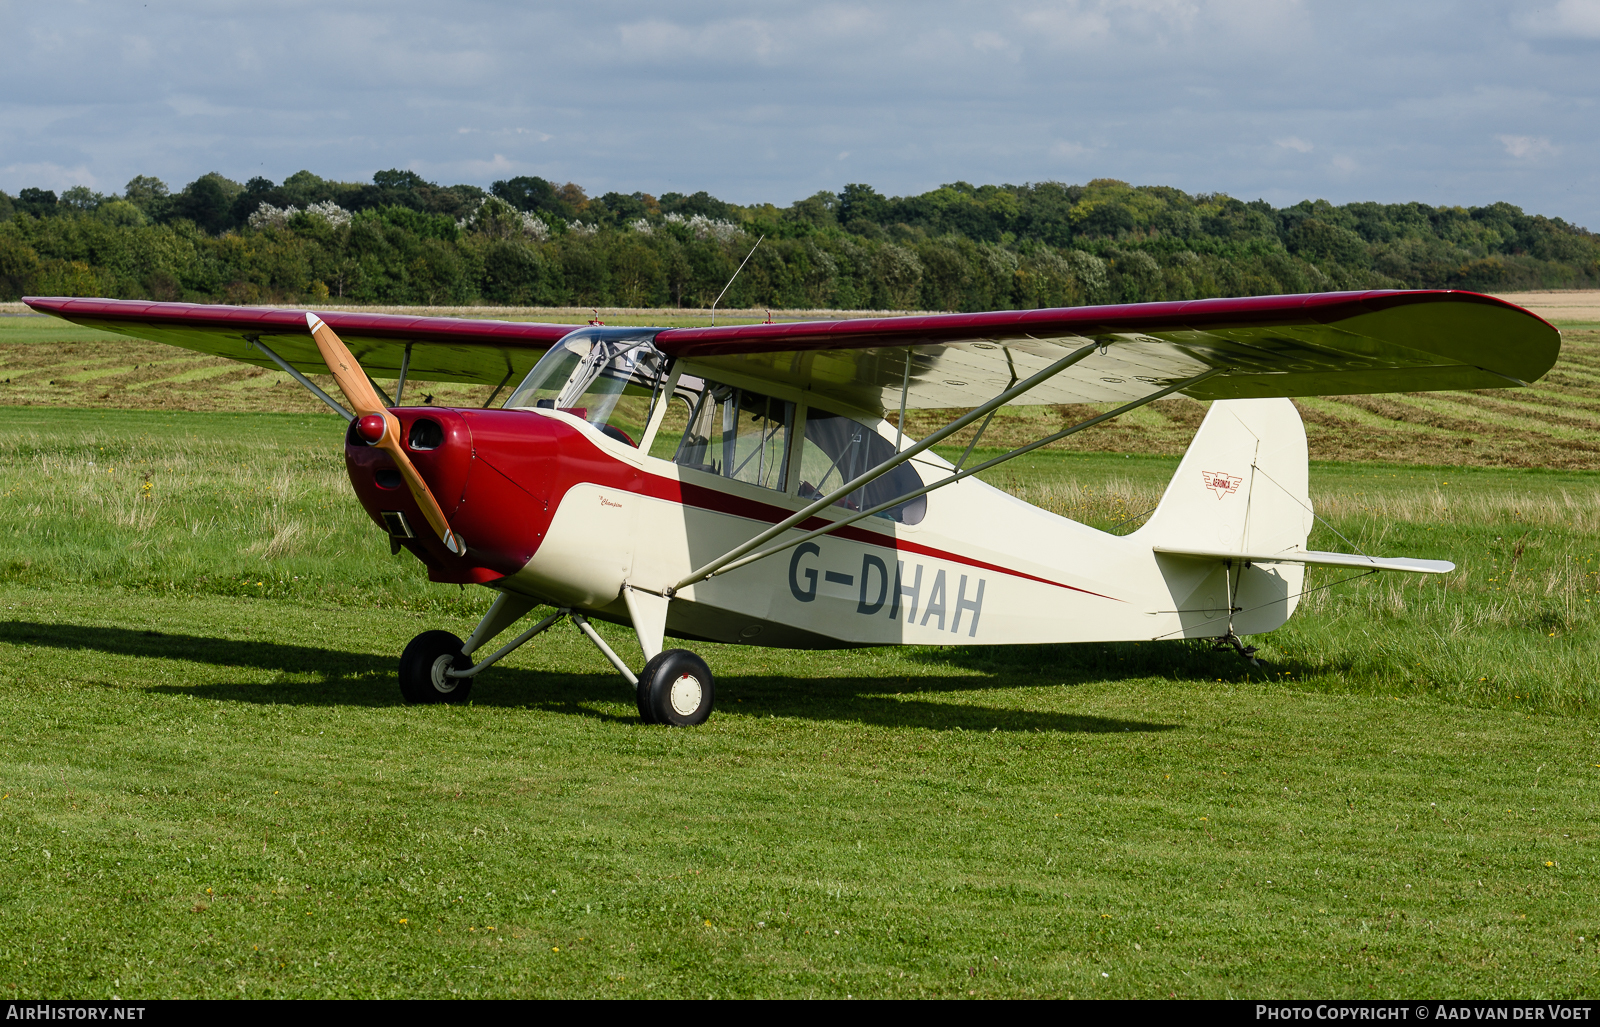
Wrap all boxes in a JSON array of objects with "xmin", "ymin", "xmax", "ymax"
[{"xmin": 504, "ymin": 328, "xmax": 668, "ymax": 446}]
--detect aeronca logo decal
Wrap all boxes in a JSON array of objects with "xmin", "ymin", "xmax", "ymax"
[{"xmin": 1202, "ymin": 470, "xmax": 1242, "ymax": 499}]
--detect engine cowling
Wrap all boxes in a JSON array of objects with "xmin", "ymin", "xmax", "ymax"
[{"xmin": 346, "ymin": 407, "xmax": 561, "ymax": 584}]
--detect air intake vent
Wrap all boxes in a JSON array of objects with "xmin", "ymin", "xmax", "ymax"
[
  {"xmin": 380, "ymin": 511, "xmax": 415, "ymax": 538},
  {"xmin": 408, "ymin": 418, "xmax": 444, "ymax": 451}
]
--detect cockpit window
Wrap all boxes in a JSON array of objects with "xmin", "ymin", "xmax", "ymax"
[
  {"xmin": 504, "ymin": 329, "xmax": 668, "ymax": 447},
  {"xmin": 797, "ymin": 410, "xmax": 926, "ymax": 525}
]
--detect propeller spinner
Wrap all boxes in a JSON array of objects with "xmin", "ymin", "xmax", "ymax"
[{"xmin": 306, "ymin": 313, "xmax": 467, "ymax": 556}]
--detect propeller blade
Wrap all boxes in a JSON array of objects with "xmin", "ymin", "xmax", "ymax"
[{"xmin": 306, "ymin": 313, "xmax": 467, "ymax": 556}]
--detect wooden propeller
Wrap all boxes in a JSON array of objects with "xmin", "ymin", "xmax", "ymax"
[{"xmin": 306, "ymin": 313, "xmax": 467, "ymax": 556}]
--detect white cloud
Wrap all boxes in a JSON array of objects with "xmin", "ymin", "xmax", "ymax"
[
  {"xmin": 616, "ymin": 17, "xmax": 775, "ymax": 62},
  {"xmin": 459, "ymin": 154, "xmax": 515, "ymax": 176},
  {"xmin": 1, "ymin": 162, "xmax": 99, "ymax": 190},
  {"xmin": 1015, "ymin": 0, "xmax": 1306, "ymax": 51},
  {"xmin": 1051, "ymin": 141, "xmax": 1097, "ymax": 159},
  {"xmin": 1275, "ymin": 136, "xmax": 1314, "ymax": 153},
  {"xmin": 1014, "ymin": 5, "xmax": 1115, "ymax": 49},
  {"xmin": 1515, "ymin": 0, "xmax": 1600, "ymax": 38},
  {"xmin": 165, "ymin": 95, "xmax": 242, "ymax": 118},
  {"xmin": 971, "ymin": 30, "xmax": 1010, "ymax": 52},
  {"xmin": 1497, "ymin": 134, "xmax": 1560, "ymax": 159}
]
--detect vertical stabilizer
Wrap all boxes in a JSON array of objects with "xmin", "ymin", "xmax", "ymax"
[{"xmin": 1136, "ymin": 398, "xmax": 1313, "ymax": 635}]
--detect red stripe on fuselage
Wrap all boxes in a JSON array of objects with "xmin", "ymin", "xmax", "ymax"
[
  {"xmin": 607, "ymin": 454, "xmax": 1120, "ymax": 602},
  {"xmin": 408, "ymin": 408, "xmax": 1122, "ymax": 602}
]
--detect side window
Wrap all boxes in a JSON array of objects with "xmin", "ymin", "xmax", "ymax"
[
  {"xmin": 797, "ymin": 409, "xmax": 927, "ymax": 525},
  {"xmin": 673, "ymin": 383, "xmax": 793, "ymax": 492},
  {"xmin": 647, "ymin": 393, "xmax": 694, "ymax": 462}
]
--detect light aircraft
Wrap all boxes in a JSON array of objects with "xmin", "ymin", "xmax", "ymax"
[{"xmin": 25, "ymin": 291, "xmax": 1559, "ymax": 725}]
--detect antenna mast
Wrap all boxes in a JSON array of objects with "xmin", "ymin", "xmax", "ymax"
[{"xmin": 710, "ymin": 234, "xmax": 765, "ymax": 326}]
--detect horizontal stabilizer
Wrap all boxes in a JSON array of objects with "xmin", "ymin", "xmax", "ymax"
[{"xmin": 1153, "ymin": 546, "xmax": 1454, "ymax": 575}]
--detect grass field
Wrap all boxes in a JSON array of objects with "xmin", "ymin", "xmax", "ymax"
[{"xmin": 0, "ymin": 312, "xmax": 1597, "ymax": 998}]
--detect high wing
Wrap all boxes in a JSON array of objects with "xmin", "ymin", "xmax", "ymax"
[
  {"xmin": 648, "ymin": 290, "xmax": 1559, "ymax": 414},
  {"xmin": 22, "ymin": 297, "xmax": 575, "ymax": 387},
  {"xmin": 24, "ymin": 290, "xmax": 1558, "ymax": 413}
]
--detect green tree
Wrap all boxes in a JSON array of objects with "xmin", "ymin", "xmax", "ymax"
[
  {"xmin": 872, "ymin": 243, "xmax": 923, "ymax": 309},
  {"xmin": 1287, "ymin": 218, "xmax": 1369, "ymax": 267},
  {"xmin": 17, "ymin": 188, "xmax": 58, "ymax": 218},
  {"xmin": 122, "ymin": 176, "xmax": 169, "ymax": 209},
  {"xmin": 168, "ymin": 173, "xmax": 243, "ymax": 233}
]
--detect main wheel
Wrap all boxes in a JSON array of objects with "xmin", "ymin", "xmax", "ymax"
[
  {"xmin": 636, "ymin": 649, "xmax": 714, "ymax": 726},
  {"xmin": 399, "ymin": 630, "xmax": 473, "ymax": 705}
]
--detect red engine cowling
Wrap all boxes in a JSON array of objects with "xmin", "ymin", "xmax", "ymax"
[{"xmin": 345, "ymin": 407, "xmax": 562, "ymax": 584}]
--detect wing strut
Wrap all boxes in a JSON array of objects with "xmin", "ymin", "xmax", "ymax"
[
  {"xmin": 395, "ymin": 342, "xmax": 413, "ymax": 405},
  {"xmin": 482, "ymin": 367, "xmax": 515, "ymax": 409},
  {"xmin": 893, "ymin": 350, "xmax": 911, "ymax": 455},
  {"xmin": 245, "ymin": 335, "xmax": 354, "ymax": 421},
  {"xmin": 695, "ymin": 365, "xmax": 1230, "ymax": 583}
]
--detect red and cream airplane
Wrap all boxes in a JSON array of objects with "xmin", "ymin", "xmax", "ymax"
[{"xmin": 26, "ymin": 291, "xmax": 1559, "ymax": 725}]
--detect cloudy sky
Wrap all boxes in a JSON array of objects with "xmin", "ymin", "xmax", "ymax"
[{"xmin": 3, "ymin": 0, "xmax": 1597, "ymax": 225}]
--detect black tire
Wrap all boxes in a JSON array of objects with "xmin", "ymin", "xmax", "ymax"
[
  {"xmin": 399, "ymin": 630, "xmax": 473, "ymax": 705},
  {"xmin": 636, "ymin": 649, "xmax": 714, "ymax": 726},
  {"xmin": 635, "ymin": 651, "xmax": 670, "ymax": 724}
]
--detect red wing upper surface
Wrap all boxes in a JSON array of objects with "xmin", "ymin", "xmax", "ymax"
[{"xmin": 25, "ymin": 290, "xmax": 1558, "ymax": 413}]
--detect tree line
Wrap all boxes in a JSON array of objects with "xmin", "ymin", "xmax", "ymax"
[{"xmin": 1, "ymin": 169, "xmax": 1595, "ymax": 311}]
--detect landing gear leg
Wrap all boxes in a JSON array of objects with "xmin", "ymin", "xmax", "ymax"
[
  {"xmin": 1215, "ymin": 558, "xmax": 1261, "ymax": 667},
  {"xmin": 570, "ymin": 604, "xmax": 712, "ymax": 726},
  {"xmin": 1213, "ymin": 632, "xmax": 1260, "ymax": 666},
  {"xmin": 399, "ymin": 594, "xmax": 562, "ymax": 704}
]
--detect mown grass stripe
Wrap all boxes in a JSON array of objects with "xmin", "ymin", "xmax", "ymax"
[
  {"xmin": 1394, "ymin": 392, "xmax": 1600, "ymax": 442},
  {"xmin": 1429, "ymin": 392, "xmax": 1600, "ymax": 431}
]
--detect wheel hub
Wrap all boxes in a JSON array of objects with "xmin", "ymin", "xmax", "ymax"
[
  {"xmin": 430, "ymin": 653, "xmax": 459, "ymax": 692},
  {"xmin": 668, "ymin": 673, "xmax": 702, "ymax": 717}
]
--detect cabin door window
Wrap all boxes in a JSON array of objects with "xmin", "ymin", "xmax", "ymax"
[
  {"xmin": 797, "ymin": 410, "xmax": 927, "ymax": 525},
  {"xmin": 673, "ymin": 383, "xmax": 793, "ymax": 492}
]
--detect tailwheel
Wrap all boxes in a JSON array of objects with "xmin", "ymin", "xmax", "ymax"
[
  {"xmin": 399, "ymin": 630, "xmax": 473, "ymax": 704},
  {"xmin": 636, "ymin": 649, "xmax": 714, "ymax": 726}
]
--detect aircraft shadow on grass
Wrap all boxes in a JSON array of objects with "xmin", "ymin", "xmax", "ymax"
[
  {"xmin": 4, "ymin": 621, "xmax": 1202, "ymax": 734},
  {"xmin": 917, "ymin": 639, "xmax": 1335, "ymax": 683}
]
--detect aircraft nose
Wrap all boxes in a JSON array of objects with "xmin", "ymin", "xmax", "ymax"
[{"xmin": 345, "ymin": 407, "xmax": 474, "ymax": 549}]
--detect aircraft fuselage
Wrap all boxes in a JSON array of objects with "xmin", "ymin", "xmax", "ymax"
[{"xmin": 346, "ymin": 406, "xmax": 1305, "ymax": 649}]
